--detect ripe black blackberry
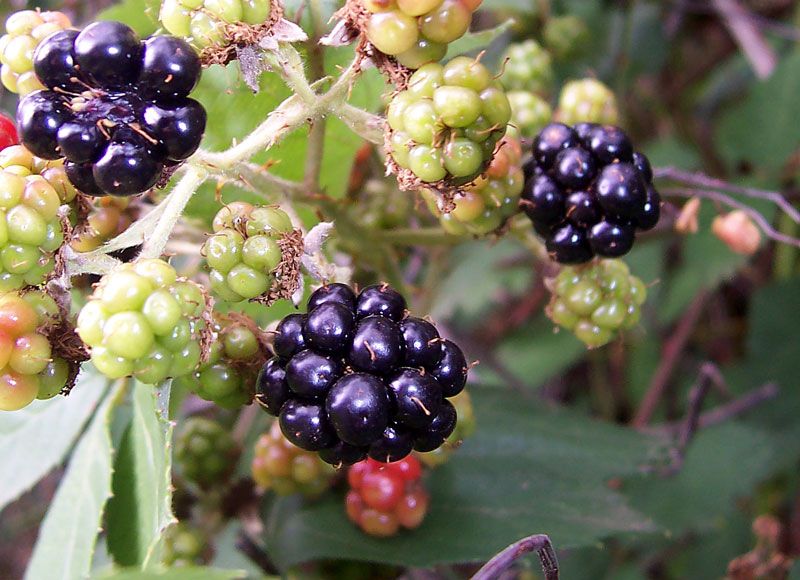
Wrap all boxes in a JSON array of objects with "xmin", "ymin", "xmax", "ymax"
[
  {"xmin": 255, "ymin": 283, "xmax": 469, "ymax": 466},
  {"xmin": 16, "ymin": 22, "xmax": 206, "ymax": 197},
  {"xmin": 521, "ymin": 122, "xmax": 661, "ymax": 264}
]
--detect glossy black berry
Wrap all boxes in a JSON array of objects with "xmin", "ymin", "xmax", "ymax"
[
  {"xmin": 17, "ymin": 91, "xmax": 70, "ymax": 160},
  {"xmin": 588, "ymin": 220, "xmax": 635, "ymax": 257},
  {"xmin": 356, "ymin": 284, "xmax": 407, "ymax": 321},
  {"xmin": 274, "ymin": 313, "xmax": 306, "ymax": 360},
  {"xmin": 586, "ymin": 125, "xmax": 633, "ymax": 164},
  {"xmin": 255, "ymin": 357, "xmax": 290, "ymax": 416},
  {"xmin": 92, "ymin": 135, "xmax": 163, "ymax": 196},
  {"xmin": 637, "ymin": 184, "xmax": 661, "ymax": 230},
  {"xmin": 56, "ymin": 121, "xmax": 106, "ymax": 163},
  {"xmin": 565, "ymin": 190, "xmax": 601, "ymax": 228},
  {"xmin": 304, "ymin": 302, "xmax": 355, "ymax": 355},
  {"xmin": 632, "ymin": 151, "xmax": 653, "ymax": 183},
  {"xmin": 33, "ymin": 29, "xmax": 82, "ymax": 91},
  {"xmin": 387, "ymin": 368, "xmax": 442, "ymax": 429},
  {"xmin": 430, "ymin": 339, "xmax": 467, "ymax": 397},
  {"xmin": 138, "ymin": 36, "xmax": 201, "ymax": 99},
  {"xmin": 307, "ymin": 283, "xmax": 357, "ymax": 311},
  {"xmin": 413, "ymin": 400, "xmax": 457, "ymax": 452},
  {"xmin": 554, "ymin": 147, "xmax": 595, "ymax": 190},
  {"xmin": 521, "ymin": 174, "xmax": 565, "ymax": 226},
  {"xmin": 546, "ymin": 223, "xmax": 593, "ymax": 264},
  {"xmin": 285, "ymin": 350, "xmax": 343, "ymax": 399},
  {"xmin": 141, "ymin": 99, "xmax": 206, "ymax": 161},
  {"xmin": 326, "ymin": 373, "xmax": 390, "ymax": 446},
  {"xmin": 73, "ymin": 21, "xmax": 142, "ymax": 88},
  {"xmin": 532, "ymin": 123, "xmax": 578, "ymax": 169},
  {"xmin": 594, "ymin": 163, "xmax": 646, "ymax": 221},
  {"xmin": 349, "ymin": 315, "xmax": 404, "ymax": 375},
  {"xmin": 318, "ymin": 440, "xmax": 368, "ymax": 467},
  {"xmin": 279, "ymin": 399, "xmax": 336, "ymax": 452},
  {"xmin": 65, "ymin": 161, "xmax": 104, "ymax": 196},
  {"xmin": 400, "ymin": 317, "xmax": 442, "ymax": 369},
  {"xmin": 573, "ymin": 122, "xmax": 597, "ymax": 143},
  {"xmin": 368, "ymin": 424, "xmax": 414, "ymax": 463}
]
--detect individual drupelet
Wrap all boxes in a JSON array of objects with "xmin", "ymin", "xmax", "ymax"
[
  {"xmin": 160, "ymin": 0, "xmax": 272, "ymax": 50},
  {"xmin": 499, "ymin": 39, "xmax": 553, "ymax": 95},
  {"xmin": 522, "ymin": 122, "xmax": 661, "ymax": 264},
  {"xmin": 387, "ymin": 57, "xmax": 511, "ymax": 186},
  {"xmin": 555, "ymin": 79, "xmax": 619, "ymax": 126},
  {"xmin": 76, "ymin": 258, "xmax": 208, "ymax": 383},
  {"xmin": 0, "ymin": 10, "xmax": 72, "ymax": 96},
  {"xmin": 546, "ymin": 258, "xmax": 647, "ymax": 348},
  {"xmin": 415, "ymin": 389, "xmax": 474, "ymax": 467},
  {"xmin": 175, "ymin": 416, "xmax": 240, "ymax": 489},
  {"xmin": 16, "ymin": 21, "xmax": 206, "ymax": 197},
  {"xmin": 255, "ymin": 282, "xmax": 470, "ymax": 466},
  {"xmin": 0, "ymin": 113, "xmax": 19, "ymax": 150}
]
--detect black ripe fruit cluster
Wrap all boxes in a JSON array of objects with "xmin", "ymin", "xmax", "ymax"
[
  {"xmin": 522, "ymin": 122, "xmax": 661, "ymax": 264},
  {"xmin": 16, "ymin": 21, "xmax": 206, "ymax": 197},
  {"xmin": 256, "ymin": 283, "xmax": 469, "ymax": 466}
]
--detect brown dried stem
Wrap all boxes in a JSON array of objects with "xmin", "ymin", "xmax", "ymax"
[{"xmin": 471, "ymin": 534, "xmax": 559, "ymax": 580}]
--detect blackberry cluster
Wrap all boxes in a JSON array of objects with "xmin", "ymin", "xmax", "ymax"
[
  {"xmin": 522, "ymin": 122, "xmax": 661, "ymax": 264},
  {"xmin": 345, "ymin": 456, "xmax": 428, "ymax": 537},
  {"xmin": 251, "ymin": 421, "xmax": 337, "ymax": 497},
  {"xmin": 0, "ymin": 113, "xmax": 18, "ymax": 150},
  {"xmin": 17, "ymin": 21, "xmax": 206, "ymax": 197},
  {"xmin": 175, "ymin": 417, "xmax": 240, "ymax": 489},
  {"xmin": 0, "ymin": 291, "xmax": 71, "ymax": 411},
  {"xmin": 556, "ymin": 79, "xmax": 619, "ymax": 126},
  {"xmin": 415, "ymin": 389, "xmax": 474, "ymax": 467},
  {"xmin": 0, "ymin": 10, "xmax": 72, "ymax": 96},
  {"xmin": 160, "ymin": 0, "xmax": 272, "ymax": 50},
  {"xmin": 543, "ymin": 15, "xmax": 589, "ymax": 60},
  {"xmin": 499, "ymin": 40, "xmax": 553, "ymax": 95},
  {"xmin": 547, "ymin": 259, "xmax": 646, "ymax": 348},
  {"xmin": 162, "ymin": 522, "xmax": 212, "ymax": 567},
  {"xmin": 70, "ymin": 196, "xmax": 135, "ymax": 253},
  {"xmin": 76, "ymin": 259, "xmax": 207, "ymax": 383},
  {"xmin": 363, "ymin": 0, "xmax": 480, "ymax": 70},
  {"xmin": 387, "ymin": 58, "xmax": 510, "ymax": 184},
  {"xmin": 0, "ymin": 145, "xmax": 78, "ymax": 291},
  {"xmin": 256, "ymin": 283, "xmax": 469, "ymax": 466},
  {"xmin": 203, "ymin": 202, "xmax": 295, "ymax": 302},
  {"xmin": 423, "ymin": 135, "xmax": 524, "ymax": 236},
  {"xmin": 175, "ymin": 315, "xmax": 265, "ymax": 408},
  {"xmin": 507, "ymin": 90, "xmax": 552, "ymax": 139}
]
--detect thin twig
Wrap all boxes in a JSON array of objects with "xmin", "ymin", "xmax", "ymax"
[
  {"xmin": 471, "ymin": 534, "xmax": 559, "ymax": 580},
  {"xmin": 711, "ymin": 0, "xmax": 776, "ymax": 78}
]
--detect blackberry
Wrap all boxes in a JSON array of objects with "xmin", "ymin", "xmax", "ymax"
[
  {"xmin": 162, "ymin": 522, "xmax": 212, "ymax": 567},
  {"xmin": 251, "ymin": 421, "xmax": 336, "ymax": 497},
  {"xmin": 76, "ymin": 259, "xmax": 208, "ymax": 383},
  {"xmin": 522, "ymin": 123, "xmax": 661, "ymax": 263},
  {"xmin": 0, "ymin": 113, "xmax": 18, "ymax": 151},
  {"xmin": 345, "ymin": 456, "xmax": 428, "ymax": 537},
  {"xmin": 175, "ymin": 416, "xmax": 239, "ymax": 489},
  {"xmin": 387, "ymin": 58, "xmax": 511, "ymax": 185},
  {"xmin": 556, "ymin": 79, "xmax": 619, "ymax": 126},
  {"xmin": 70, "ymin": 196, "xmax": 136, "ymax": 253},
  {"xmin": 160, "ymin": 0, "xmax": 272, "ymax": 50},
  {"xmin": 507, "ymin": 91, "xmax": 552, "ymax": 139},
  {"xmin": 546, "ymin": 258, "xmax": 647, "ymax": 348},
  {"xmin": 415, "ymin": 390, "xmax": 475, "ymax": 467},
  {"xmin": 203, "ymin": 203, "xmax": 296, "ymax": 302},
  {"xmin": 499, "ymin": 40, "xmax": 553, "ymax": 95},
  {"xmin": 255, "ymin": 283, "xmax": 470, "ymax": 465},
  {"xmin": 17, "ymin": 22, "xmax": 205, "ymax": 197},
  {"xmin": 543, "ymin": 15, "xmax": 589, "ymax": 60},
  {"xmin": 0, "ymin": 10, "xmax": 72, "ymax": 96}
]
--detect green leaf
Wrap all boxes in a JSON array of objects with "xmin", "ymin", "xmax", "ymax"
[
  {"xmin": 445, "ymin": 20, "xmax": 514, "ymax": 60},
  {"xmin": 0, "ymin": 371, "xmax": 108, "ymax": 514},
  {"xmin": 25, "ymin": 382, "xmax": 123, "ymax": 580},
  {"xmin": 106, "ymin": 384, "xmax": 175, "ymax": 568},
  {"xmin": 98, "ymin": 0, "xmax": 161, "ymax": 36},
  {"xmin": 95, "ymin": 568, "xmax": 248, "ymax": 580},
  {"xmin": 262, "ymin": 387, "xmax": 658, "ymax": 569}
]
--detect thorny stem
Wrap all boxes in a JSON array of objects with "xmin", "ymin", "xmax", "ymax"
[{"xmin": 471, "ymin": 534, "xmax": 559, "ymax": 580}]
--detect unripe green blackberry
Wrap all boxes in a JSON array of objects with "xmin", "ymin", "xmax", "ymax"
[
  {"xmin": 76, "ymin": 259, "xmax": 208, "ymax": 383},
  {"xmin": 424, "ymin": 134, "xmax": 523, "ymax": 235},
  {"xmin": 0, "ymin": 290, "xmax": 74, "ymax": 411},
  {"xmin": 70, "ymin": 196, "xmax": 135, "ymax": 253},
  {"xmin": 546, "ymin": 259, "xmax": 646, "ymax": 348},
  {"xmin": 555, "ymin": 79, "xmax": 619, "ymax": 126},
  {"xmin": 362, "ymin": 0, "xmax": 481, "ymax": 70},
  {"xmin": 387, "ymin": 58, "xmax": 511, "ymax": 186},
  {"xmin": 415, "ymin": 390, "xmax": 474, "ymax": 467},
  {"xmin": 203, "ymin": 203, "xmax": 298, "ymax": 303},
  {"xmin": 0, "ymin": 146, "xmax": 77, "ymax": 291},
  {"xmin": 0, "ymin": 10, "xmax": 72, "ymax": 95},
  {"xmin": 499, "ymin": 40, "xmax": 553, "ymax": 95},
  {"xmin": 160, "ymin": 0, "xmax": 272, "ymax": 49},
  {"xmin": 175, "ymin": 417, "xmax": 240, "ymax": 489},
  {"xmin": 507, "ymin": 90, "xmax": 553, "ymax": 139},
  {"xmin": 543, "ymin": 15, "xmax": 589, "ymax": 60},
  {"xmin": 252, "ymin": 421, "xmax": 337, "ymax": 497},
  {"xmin": 162, "ymin": 522, "xmax": 213, "ymax": 567},
  {"xmin": 175, "ymin": 315, "xmax": 266, "ymax": 408}
]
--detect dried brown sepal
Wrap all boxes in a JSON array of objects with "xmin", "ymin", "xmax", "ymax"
[
  {"xmin": 250, "ymin": 228, "xmax": 304, "ymax": 306},
  {"xmin": 50, "ymin": 207, "xmax": 74, "ymax": 286},
  {"xmin": 199, "ymin": 1, "xmax": 287, "ymax": 67},
  {"xmin": 195, "ymin": 281, "xmax": 217, "ymax": 365}
]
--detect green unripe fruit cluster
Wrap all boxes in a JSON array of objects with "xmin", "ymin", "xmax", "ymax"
[
  {"xmin": 415, "ymin": 390, "xmax": 475, "ymax": 467},
  {"xmin": 175, "ymin": 416, "xmax": 240, "ymax": 489},
  {"xmin": 76, "ymin": 259, "xmax": 208, "ymax": 384},
  {"xmin": 555, "ymin": 78, "xmax": 620, "ymax": 126},
  {"xmin": 543, "ymin": 15, "xmax": 590, "ymax": 60},
  {"xmin": 162, "ymin": 522, "xmax": 212, "ymax": 567},
  {"xmin": 546, "ymin": 259, "xmax": 646, "ymax": 348},
  {"xmin": 203, "ymin": 202, "xmax": 294, "ymax": 302},
  {"xmin": 499, "ymin": 40, "xmax": 553, "ymax": 95},
  {"xmin": 507, "ymin": 90, "xmax": 553, "ymax": 139},
  {"xmin": 0, "ymin": 10, "xmax": 72, "ymax": 95},
  {"xmin": 160, "ymin": 0, "xmax": 272, "ymax": 49},
  {"xmin": 0, "ymin": 146, "xmax": 77, "ymax": 291},
  {"xmin": 252, "ymin": 421, "xmax": 337, "ymax": 497},
  {"xmin": 388, "ymin": 58, "xmax": 511, "ymax": 184}
]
